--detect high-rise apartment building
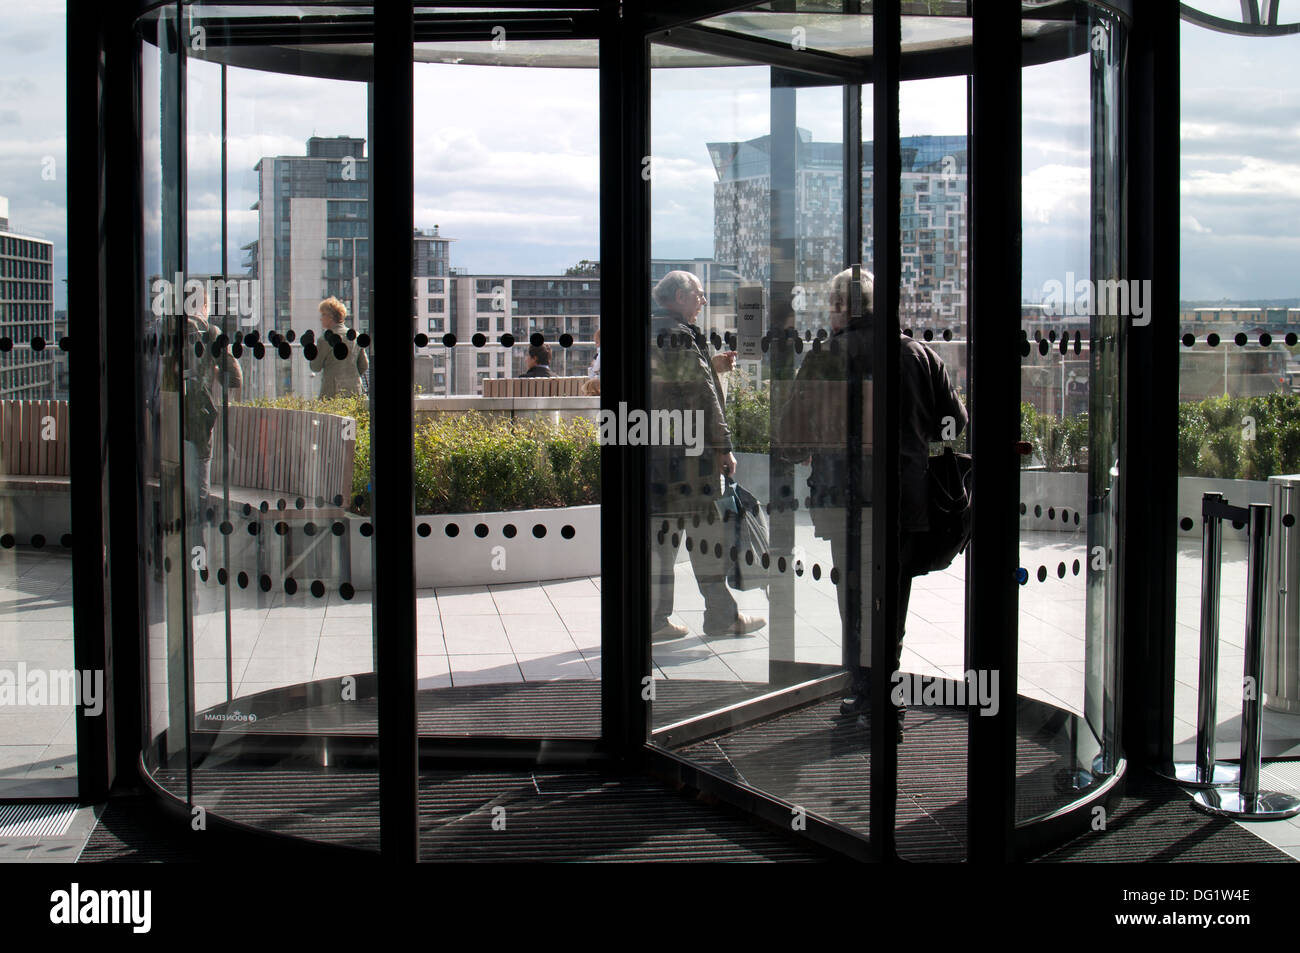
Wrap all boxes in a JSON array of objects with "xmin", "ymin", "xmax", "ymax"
[
  {"xmin": 0, "ymin": 196, "xmax": 56, "ymax": 400},
  {"xmin": 245, "ymin": 136, "xmax": 371, "ymax": 399},
  {"xmin": 417, "ymin": 274, "xmax": 600, "ymax": 395},
  {"xmin": 710, "ymin": 131, "xmax": 968, "ymax": 333}
]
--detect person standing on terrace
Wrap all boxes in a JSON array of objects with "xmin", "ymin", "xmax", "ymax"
[{"xmin": 311, "ymin": 296, "xmax": 368, "ymax": 398}]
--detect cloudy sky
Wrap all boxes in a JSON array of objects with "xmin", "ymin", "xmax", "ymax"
[{"xmin": 3, "ymin": 2, "xmax": 1299, "ymax": 312}]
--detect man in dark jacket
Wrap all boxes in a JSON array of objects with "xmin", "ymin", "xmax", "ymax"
[
  {"xmin": 780, "ymin": 267, "xmax": 966, "ymax": 732},
  {"xmin": 649, "ymin": 270, "xmax": 764, "ymax": 641},
  {"xmin": 522, "ymin": 343, "xmax": 557, "ymax": 378}
]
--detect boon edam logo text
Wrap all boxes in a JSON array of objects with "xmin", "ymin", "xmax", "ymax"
[
  {"xmin": 0, "ymin": 664, "xmax": 103, "ymax": 716},
  {"xmin": 891, "ymin": 669, "xmax": 1000, "ymax": 716},
  {"xmin": 50, "ymin": 884, "xmax": 151, "ymax": 934},
  {"xmin": 1040, "ymin": 273, "xmax": 1152, "ymax": 327},
  {"xmin": 599, "ymin": 402, "xmax": 706, "ymax": 457}
]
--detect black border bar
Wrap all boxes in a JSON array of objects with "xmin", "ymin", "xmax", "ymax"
[
  {"xmin": 68, "ymin": 0, "xmax": 114, "ymax": 803},
  {"xmin": 869, "ymin": 0, "xmax": 901, "ymax": 861},
  {"xmin": 372, "ymin": 0, "xmax": 419, "ymax": 861},
  {"xmin": 966, "ymin": 0, "xmax": 1022, "ymax": 863},
  {"xmin": 1119, "ymin": 0, "xmax": 1179, "ymax": 777},
  {"xmin": 601, "ymin": 4, "xmax": 650, "ymax": 760}
]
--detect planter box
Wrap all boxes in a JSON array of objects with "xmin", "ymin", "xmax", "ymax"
[
  {"xmin": 1177, "ymin": 476, "xmax": 1270, "ymax": 539},
  {"xmin": 1019, "ymin": 469, "xmax": 1087, "ymax": 533},
  {"xmin": 349, "ymin": 503, "xmax": 600, "ymax": 589},
  {"xmin": 413, "ymin": 394, "xmax": 598, "ymax": 429}
]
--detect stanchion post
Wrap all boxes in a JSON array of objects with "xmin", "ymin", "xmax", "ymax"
[
  {"xmin": 1160, "ymin": 492, "xmax": 1238, "ymax": 787},
  {"xmin": 1193, "ymin": 502, "xmax": 1300, "ymax": 820},
  {"xmin": 1196, "ymin": 492, "xmax": 1225, "ymax": 781},
  {"xmin": 1240, "ymin": 503, "xmax": 1270, "ymax": 806}
]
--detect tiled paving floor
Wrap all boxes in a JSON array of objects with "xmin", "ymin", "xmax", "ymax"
[
  {"xmin": 0, "ymin": 803, "xmax": 98, "ymax": 862},
  {"xmin": 2, "ymin": 519, "xmax": 1298, "ymax": 826},
  {"xmin": 0, "ymin": 549, "xmax": 77, "ymax": 798}
]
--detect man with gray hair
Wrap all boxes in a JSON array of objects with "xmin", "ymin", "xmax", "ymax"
[
  {"xmin": 778, "ymin": 266, "xmax": 966, "ymax": 739},
  {"xmin": 649, "ymin": 269, "xmax": 764, "ymax": 641}
]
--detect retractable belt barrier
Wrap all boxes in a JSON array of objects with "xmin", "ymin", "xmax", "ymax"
[{"xmin": 1164, "ymin": 492, "xmax": 1300, "ymax": 820}]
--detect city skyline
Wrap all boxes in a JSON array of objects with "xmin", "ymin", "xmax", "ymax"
[{"xmin": 4, "ymin": 4, "xmax": 1300, "ymax": 310}]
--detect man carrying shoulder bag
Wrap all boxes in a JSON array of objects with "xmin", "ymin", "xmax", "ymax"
[{"xmin": 778, "ymin": 267, "xmax": 968, "ymax": 739}]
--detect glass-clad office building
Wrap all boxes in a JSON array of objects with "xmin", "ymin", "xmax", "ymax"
[{"xmin": 7, "ymin": 0, "xmax": 1300, "ymax": 861}]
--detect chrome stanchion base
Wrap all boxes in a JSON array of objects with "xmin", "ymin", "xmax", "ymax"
[
  {"xmin": 1157, "ymin": 761, "xmax": 1240, "ymax": 789},
  {"xmin": 1191, "ymin": 788, "xmax": 1300, "ymax": 820}
]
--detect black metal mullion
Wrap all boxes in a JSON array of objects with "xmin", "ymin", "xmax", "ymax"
[
  {"xmin": 966, "ymin": 0, "xmax": 1021, "ymax": 863},
  {"xmin": 601, "ymin": 7, "xmax": 649, "ymax": 758},
  {"xmin": 868, "ymin": 0, "xmax": 900, "ymax": 861},
  {"xmin": 68, "ymin": 0, "xmax": 113, "ymax": 803},
  {"xmin": 372, "ymin": 0, "xmax": 419, "ymax": 862},
  {"xmin": 1121, "ymin": 0, "xmax": 1179, "ymax": 776}
]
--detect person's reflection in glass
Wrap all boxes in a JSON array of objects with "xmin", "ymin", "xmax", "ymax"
[
  {"xmin": 649, "ymin": 270, "xmax": 765, "ymax": 642},
  {"xmin": 780, "ymin": 267, "xmax": 967, "ymax": 741}
]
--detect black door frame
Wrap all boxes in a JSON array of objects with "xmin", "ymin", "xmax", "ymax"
[{"xmin": 61, "ymin": 0, "xmax": 1166, "ymax": 862}]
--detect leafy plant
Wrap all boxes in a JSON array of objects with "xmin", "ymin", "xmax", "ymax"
[
  {"xmin": 725, "ymin": 371, "xmax": 771, "ymax": 454},
  {"xmin": 239, "ymin": 395, "xmax": 600, "ymax": 515},
  {"xmin": 1176, "ymin": 392, "xmax": 1300, "ymax": 479}
]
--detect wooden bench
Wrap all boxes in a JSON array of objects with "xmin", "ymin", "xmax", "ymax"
[
  {"xmin": 212, "ymin": 405, "xmax": 356, "ymax": 516},
  {"xmin": 481, "ymin": 376, "xmax": 589, "ymax": 398},
  {"xmin": 0, "ymin": 399, "xmax": 71, "ymax": 495},
  {"xmin": 204, "ymin": 405, "xmax": 357, "ymax": 585}
]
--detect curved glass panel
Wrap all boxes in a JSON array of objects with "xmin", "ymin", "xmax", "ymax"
[
  {"xmin": 138, "ymin": 1, "xmax": 380, "ymax": 849},
  {"xmin": 1015, "ymin": 1, "xmax": 1123, "ymax": 822}
]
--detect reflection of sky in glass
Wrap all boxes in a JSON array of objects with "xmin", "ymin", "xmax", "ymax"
[
  {"xmin": 0, "ymin": 0, "xmax": 68, "ymax": 309},
  {"xmin": 2, "ymin": 5, "xmax": 1299, "ymax": 304},
  {"xmin": 1180, "ymin": 23, "xmax": 1300, "ymax": 301}
]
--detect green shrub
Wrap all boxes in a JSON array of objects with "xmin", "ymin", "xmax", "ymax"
[
  {"xmin": 1177, "ymin": 401, "xmax": 1206, "ymax": 475},
  {"xmin": 725, "ymin": 372, "xmax": 771, "ymax": 454},
  {"xmin": 239, "ymin": 396, "xmax": 599, "ymax": 515},
  {"xmin": 1176, "ymin": 392, "xmax": 1300, "ymax": 480}
]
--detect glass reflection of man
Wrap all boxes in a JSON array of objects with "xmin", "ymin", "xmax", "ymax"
[
  {"xmin": 781, "ymin": 267, "xmax": 966, "ymax": 740},
  {"xmin": 649, "ymin": 270, "xmax": 765, "ymax": 641},
  {"xmin": 182, "ymin": 284, "xmax": 243, "ymax": 533}
]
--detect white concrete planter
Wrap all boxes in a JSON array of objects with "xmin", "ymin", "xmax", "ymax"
[
  {"xmin": 348, "ymin": 503, "xmax": 600, "ymax": 589},
  {"xmin": 1176, "ymin": 477, "xmax": 1269, "ymax": 539},
  {"xmin": 1018, "ymin": 470, "xmax": 1088, "ymax": 533}
]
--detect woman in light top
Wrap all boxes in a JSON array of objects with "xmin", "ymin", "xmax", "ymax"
[{"xmin": 311, "ymin": 296, "xmax": 368, "ymax": 397}]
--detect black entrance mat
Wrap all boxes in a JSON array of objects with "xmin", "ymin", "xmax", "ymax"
[
  {"xmin": 1036, "ymin": 773, "xmax": 1296, "ymax": 863},
  {"xmin": 78, "ymin": 770, "xmax": 824, "ymax": 862}
]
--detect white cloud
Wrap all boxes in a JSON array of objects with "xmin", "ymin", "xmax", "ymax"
[
  {"xmin": 1021, "ymin": 164, "xmax": 1089, "ymax": 226},
  {"xmin": 1182, "ymin": 155, "xmax": 1300, "ymax": 198}
]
